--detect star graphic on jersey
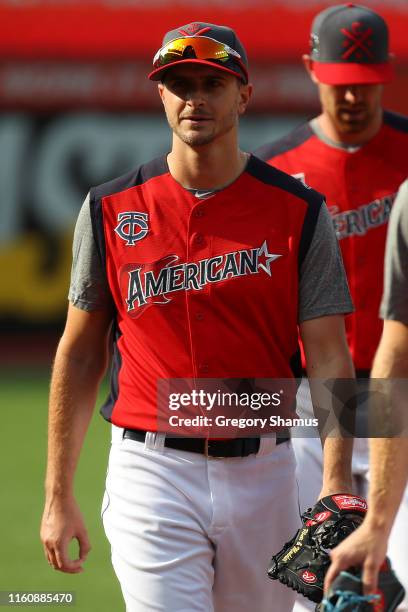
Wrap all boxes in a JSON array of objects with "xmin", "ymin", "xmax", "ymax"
[{"xmin": 257, "ymin": 240, "xmax": 282, "ymax": 276}]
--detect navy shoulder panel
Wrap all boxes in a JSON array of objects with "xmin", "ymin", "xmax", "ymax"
[
  {"xmin": 247, "ymin": 155, "xmax": 324, "ymax": 269},
  {"xmin": 253, "ymin": 122, "xmax": 313, "ymax": 161},
  {"xmin": 383, "ymin": 110, "xmax": 408, "ymax": 133},
  {"xmin": 92, "ymin": 155, "xmax": 168, "ymax": 201},
  {"xmin": 89, "ymin": 156, "xmax": 168, "ymax": 266},
  {"xmin": 247, "ymin": 154, "xmax": 323, "ymax": 204}
]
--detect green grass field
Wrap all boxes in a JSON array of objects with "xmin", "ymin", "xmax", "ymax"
[{"xmin": 0, "ymin": 369, "xmax": 123, "ymax": 611}]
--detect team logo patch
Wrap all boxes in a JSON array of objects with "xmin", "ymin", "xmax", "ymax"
[
  {"xmin": 115, "ymin": 211, "xmax": 149, "ymax": 246},
  {"xmin": 301, "ymin": 570, "xmax": 317, "ymax": 584},
  {"xmin": 314, "ymin": 511, "xmax": 332, "ymax": 522},
  {"xmin": 341, "ymin": 22, "xmax": 374, "ymax": 61},
  {"xmin": 332, "ymin": 495, "xmax": 367, "ymax": 512},
  {"xmin": 179, "ymin": 23, "xmax": 211, "ymax": 37},
  {"xmin": 182, "ymin": 23, "xmax": 202, "ymax": 35},
  {"xmin": 122, "ymin": 241, "xmax": 283, "ymax": 317},
  {"xmin": 310, "ymin": 33, "xmax": 319, "ymax": 55},
  {"xmin": 306, "ymin": 511, "xmax": 332, "ymax": 526}
]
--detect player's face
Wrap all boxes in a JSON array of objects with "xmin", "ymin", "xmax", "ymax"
[
  {"xmin": 158, "ymin": 65, "xmax": 251, "ymax": 147},
  {"xmin": 318, "ymin": 82, "xmax": 383, "ymax": 135}
]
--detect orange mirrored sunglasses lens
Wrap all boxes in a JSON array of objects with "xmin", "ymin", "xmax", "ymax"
[{"xmin": 155, "ymin": 37, "xmax": 233, "ymax": 67}]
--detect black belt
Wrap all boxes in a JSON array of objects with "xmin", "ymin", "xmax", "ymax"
[{"xmin": 122, "ymin": 429, "xmax": 290, "ymax": 458}]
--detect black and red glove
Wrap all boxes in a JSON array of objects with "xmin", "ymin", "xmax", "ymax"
[{"xmin": 267, "ymin": 494, "xmax": 367, "ymax": 604}]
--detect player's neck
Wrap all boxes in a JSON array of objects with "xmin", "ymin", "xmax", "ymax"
[
  {"xmin": 168, "ymin": 136, "xmax": 248, "ymax": 191},
  {"xmin": 317, "ymin": 110, "xmax": 383, "ymax": 147}
]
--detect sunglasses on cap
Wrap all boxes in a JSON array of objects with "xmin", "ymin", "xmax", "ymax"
[{"xmin": 153, "ymin": 36, "xmax": 242, "ymax": 68}]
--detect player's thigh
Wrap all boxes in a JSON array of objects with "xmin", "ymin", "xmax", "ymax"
[
  {"xmin": 291, "ymin": 434, "xmax": 323, "ymax": 512},
  {"xmin": 212, "ymin": 441, "xmax": 299, "ymax": 612},
  {"xmin": 102, "ymin": 437, "xmax": 215, "ymax": 612},
  {"xmin": 111, "ymin": 545, "xmax": 214, "ymax": 612}
]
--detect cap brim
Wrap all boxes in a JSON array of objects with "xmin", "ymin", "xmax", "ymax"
[
  {"xmin": 312, "ymin": 61, "xmax": 393, "ymax": 85},
  {"xmin": 148, "ymin": 59, "xmax": 247, "ymax": 83}
]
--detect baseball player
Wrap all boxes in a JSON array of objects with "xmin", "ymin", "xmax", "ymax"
[
  {"xmin": 254, "ymin": 4, "xmax": 408, "ymax": 610},
  {"xmin": 40, "ymin": 22, "xmax": 356, "ymax": 612},
  {"xmin": 325, "ymin": 178, "xmax": 408, "ymax": 598}
]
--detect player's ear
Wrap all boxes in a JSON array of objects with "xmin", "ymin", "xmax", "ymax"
[
  {"xmin": 158, "ymin": 82, "xmax": 165, "ymax": 103},
  {"xmin": 302, "ymin": 54, "xmax": 319, "ymax": 85},
  {"xmin": 238, "ymin": 82, "xmax": 253, "ymax": 115}
]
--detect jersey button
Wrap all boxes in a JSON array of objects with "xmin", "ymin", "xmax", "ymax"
[
  {"xmin": 194, "ymin": 233, "xmax": 204, "ymax": 245},
  {"xmin": 199, "ymin": 363, "xmax": 209, "ymax": 373},
  {"xmin": 194, "ymin": 208, "xmax": 204, "ymax": 218},
  {"xmin": 196, "ymin": 312, "xmax": 204, "ymax": 321}
]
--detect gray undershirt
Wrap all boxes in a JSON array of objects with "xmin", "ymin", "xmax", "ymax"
[
  {"xmin": 309, "ymin": 118, "xmax": 362, "ymax": 153},
  {"xmin": 68, "ymin": 187, "xmax": 352, "ymax": 323},
  {"xmin": 380, "ymin": 178, "xmax": 408, "ymax": 325}
]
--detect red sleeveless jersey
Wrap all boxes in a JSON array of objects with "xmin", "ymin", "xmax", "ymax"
[
  {"xmin": 90, "ymin": 154, "xmax": 323, "ymax": 430},
  {"xmin": 255, "ymin": 111, "xmax": 408, "ymax": 371}
]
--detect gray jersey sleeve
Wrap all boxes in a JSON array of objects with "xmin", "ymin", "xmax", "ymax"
[
  {"xmin": 380, "ymin": 179, "xmax": 408, "ymax": 325},
  {"xmin": 68, "ymin": 194, "xmax": 113, "ymax": 311},
  {"xmin": 299, "ymin": 202, "xmax": 353, "ymax": 323}
]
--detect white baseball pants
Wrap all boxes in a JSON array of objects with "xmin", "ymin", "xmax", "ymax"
[{"xmin": 102, "ymin": 425, "xmax": 300, "ymax": 612}]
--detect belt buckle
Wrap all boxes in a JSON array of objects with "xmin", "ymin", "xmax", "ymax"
[{"xmin": 204, "ymin": 439, "xmax": 223, "ymax": 459}]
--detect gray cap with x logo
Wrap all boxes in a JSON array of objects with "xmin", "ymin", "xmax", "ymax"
[{"xmin": 309, "ymin": 3, "xmax": 393, "ymax": 85}]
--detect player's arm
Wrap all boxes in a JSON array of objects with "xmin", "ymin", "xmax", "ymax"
[
  {"xmin": 367, "ymin": 179, "xmax": 408, "ymax": 533},
  {"xmin": 40, "ymin": 303, "xmax": 112, "ymax": 573},
  {"xmin": 324, "ymin": 320, "xmax": 408, "ymax": 595},
  {"xmin": 325, "ymin": 180, "xmax": 408, "ymax": 594},
  {"xmin": 300, "ymin": 314, "xmax": 354, "ymax": 497},
  {"xmin": 268, "ymin": 314, "xmax": 356, "ymax": 601},
  {"xmin": 368, "ymin": 320, "xmax": 408, "ymax": 536},
  {"xmin": 297, "ymin": 199, "xmax": 355, "ymax": 496}
]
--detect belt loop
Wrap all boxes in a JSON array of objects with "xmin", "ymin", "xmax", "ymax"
[
  {"xmin": 258, "ymin": 435, "xmax": 277, "ymax": 456},
  {"xmin": 112, "ymin": 424, "xmax": 125, "ymax": 443},
  {"xmin": 145, "ymin": 431, "xmax": 166, "ymax": 452}
]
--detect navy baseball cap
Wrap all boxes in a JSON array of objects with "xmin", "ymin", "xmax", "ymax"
[
  {"xmin": 309, "ymin": 3, "xmax": 393, "ymax": 85},
  {"xmin": 148, "ymin": 22, "xmax": 249, "ymax": 84}
]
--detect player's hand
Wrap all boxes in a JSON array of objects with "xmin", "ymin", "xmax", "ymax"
[
  {"xmin": 40, "ymin": 495, "xmax": 91, "ymax": 574},
  {"xmin": 324, "ymin": 520, "xmax": 388, "ymax": 596}
]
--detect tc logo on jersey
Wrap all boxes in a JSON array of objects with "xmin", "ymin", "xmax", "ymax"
[{"xmin": 115, "ymin": 212, "xmax": 149, "ymax": 246}]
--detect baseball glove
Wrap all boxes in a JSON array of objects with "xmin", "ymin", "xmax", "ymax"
[
  {"xmin": 267, "ymin": 494, "xmax": 367, "ymax": 603},
  {"xmin": 317, "ymin": 558, "xmax": 405, "ymax": 611}
]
